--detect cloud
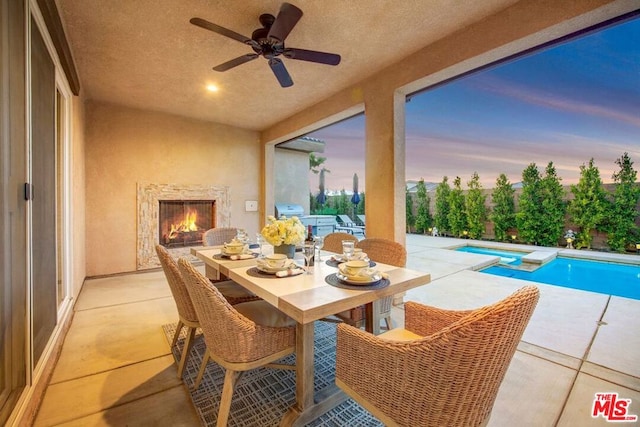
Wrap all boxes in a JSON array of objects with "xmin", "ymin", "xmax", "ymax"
[{"xmin": 471, "ymin": 76, "xmax": 640, "ymax": 128}]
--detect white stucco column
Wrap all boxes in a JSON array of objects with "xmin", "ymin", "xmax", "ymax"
[{"xmin": 364, "ymin": 86, "xmax": 406, "ymax": 245}]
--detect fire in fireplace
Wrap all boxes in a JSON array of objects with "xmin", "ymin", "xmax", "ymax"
[{"xmin": 159, "ymin": 200, "xmax": 215, "ymax": 248}]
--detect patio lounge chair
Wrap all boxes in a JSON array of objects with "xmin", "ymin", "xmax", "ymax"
[
  {"xmin": 335, "ymin": 285, "xmax": 540, "ymax": 426},
  {"xmin": 356, "ymin": 214, "xmax": 365, "ymax": 227},
  {"xmin": 335, "ymin": 215, "xmax": 365, "ymax": 236}
]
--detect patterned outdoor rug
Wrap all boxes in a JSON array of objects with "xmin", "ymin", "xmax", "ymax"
[{"xmin": 162, "ymin": 321, "xmax": 383, "ymax": 426}]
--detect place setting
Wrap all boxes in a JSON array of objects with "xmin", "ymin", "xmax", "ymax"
[
  {"xmin": 248, "ymin": 254, "xmax": 305, "ymax": 279},
  {"xmin": 326, "ymin": 241, "xmax": 375, "ymax": 268},
  {"xmin": 325, "ymin": 259, "xmax": 389, "ymax": 290},
  {"xmin": 214, "ymin": 238, "xmax": 258, "ymax": 260}
]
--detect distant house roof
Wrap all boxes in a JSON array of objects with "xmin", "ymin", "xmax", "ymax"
[
  {"xmin": 277, "ymin": 136, "xmax": 326, "ymax": 153},
  {"xmin": 406, "ymin": 180, "xmax": 438, "ymax": 193}
]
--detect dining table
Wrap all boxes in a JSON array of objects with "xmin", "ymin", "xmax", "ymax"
[{"xmin": 191, "ymin": 245, "xmax": 431, "ymax": 426}]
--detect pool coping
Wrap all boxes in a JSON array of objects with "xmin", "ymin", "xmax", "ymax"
[{"xmin": 444, "ymin": 240, "xmax": 640, "ymax": 267}]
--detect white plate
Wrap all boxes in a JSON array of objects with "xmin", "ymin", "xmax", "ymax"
[
  {"xmin": 256, "ymin": 261, "xmax": 295, "ymax": 274},
  {"xmin": 336, "ymin": 272, "xmax": 382, "ymax": 285},
  {"xmin": 221, "ymin": 251, "xmax": 248, "ymax": 258},
  {"xmin": 332, "ymin": 254, "xmax": 370, "ymax": 263}
]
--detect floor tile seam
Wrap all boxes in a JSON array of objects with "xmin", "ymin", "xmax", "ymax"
[
  {"xmin": 47, "ymin": 353, "xmax": 173, "ymax": 386},
  {"xmin": 45, "ymin": 383, "xmax": 187, "ymax": 426},
  {"xmin": 517, "ymin": 341, "xmax": 582, "ymax": 370},
  {"xmin": 553, "ymin": 295, "xmax": 612, "ymax": 426},
  {"xmin": 74, "ymin": 295, "xmax": 174, "ymax": 312},
  {"xmin": 580, "ymin": 362, "xmax": 640, "ymax": 392}
]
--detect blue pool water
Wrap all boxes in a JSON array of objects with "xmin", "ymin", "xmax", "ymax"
[
  {"xmin": 456, "ymin": 246, "xmax": 527, "ymax": 266},
  {"xmin": 483, "ymin": 257, "xmax": 640, "ymax": 300}
]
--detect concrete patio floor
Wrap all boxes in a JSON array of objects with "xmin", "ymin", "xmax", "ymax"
[{"xmin": 34, "ymin": 235, "xmax": 640, "ymax": 426}]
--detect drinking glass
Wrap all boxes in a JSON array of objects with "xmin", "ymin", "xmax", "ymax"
[
  {"xmin": 256, "ymin": 233, "xmax": 266, "ymax": 258},
  {"xmin": 314, "ymin": 235, "xmax": 324, "ymax": 262},
  {"xmin": 236, "ymin": 229, "xmax": 249, "ymax": 244},
  {"xmin": 303, "ymin": 243, "xmax": 315, "ymax": 274},
  {"xmin": 342, "ymin": 240, "xmax": 355, "ymax": 261}
]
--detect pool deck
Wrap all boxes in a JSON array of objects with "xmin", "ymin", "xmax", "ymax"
[{"xmin": 402, "ymin": 235, "xmax": 640, "ymax": 426}]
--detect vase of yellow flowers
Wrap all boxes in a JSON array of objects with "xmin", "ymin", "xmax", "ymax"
[{"xmin": 261, "ymin": 215, "xmax": 305, "ymax": 259}]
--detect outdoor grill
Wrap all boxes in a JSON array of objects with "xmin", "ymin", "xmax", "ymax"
[
  {"xmin": 274, "ymin": 203, "xmax": 305, "ymax": 218},
  {"xmin": 300, "ymin": 215, "xmax": 337, "ymax": 237}
]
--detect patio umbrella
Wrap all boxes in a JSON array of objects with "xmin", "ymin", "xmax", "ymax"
[
  {"xmin": 316, "ymin": 168, "xmax": 326, "ymax": 207},
  {"xmin": 350, "ymin": 173, "xmax": 360, "ymax": 206}
]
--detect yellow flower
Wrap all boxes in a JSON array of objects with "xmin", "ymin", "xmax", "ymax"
[{"xmin": 260, "ymin": 215, "xmax": 305, "ymax": 246}]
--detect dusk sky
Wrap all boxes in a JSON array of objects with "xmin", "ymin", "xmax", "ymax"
[{"xmin": 306, "ymin": 16, "xmax": 640, "ymax": 193}]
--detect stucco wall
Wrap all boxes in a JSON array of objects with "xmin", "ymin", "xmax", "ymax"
[
  {"xmin": 70, "ymin": 95, "xmax": 86, "ymax": 297},
  {"xmin": 84, "ymin": 101, "xmax": 260, "ymax": 276},
  {"xmin": 274, "ymin": 148, "xmax": 310, "ymax": 216}
]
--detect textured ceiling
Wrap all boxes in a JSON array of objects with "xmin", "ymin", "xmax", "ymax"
[{"xmin": 56, "ymin": 0, "xmax": 520, "ymax": 131}]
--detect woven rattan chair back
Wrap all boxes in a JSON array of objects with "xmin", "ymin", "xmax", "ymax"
[
  {"xmin": 323, "ymin": 232, "xmax": 358, "ymax": 254},
  {"xmin": 335, "ymin": 285, "xmax": 540, "ymax": 427},
  {"xmin": 178, "ymin": 258, "xmax": 295, "ymax": 364},
  {"xmin": 353, "ymin": 238, "xmax": 407, "ymax": 329},
  {"xmin": 177, "ymin": 258, "xmax": 296, "ymax": 426},
  {"xmin": 203, "ymin": 227, "xmax": 238, "ymax": 246},
  {"xmin": 155, "ymin": 244, "xmax": 199, "ymax": 377},
  {"xmin": 356, "ymin": 238, "xmax": 406, "ymax": 267}
]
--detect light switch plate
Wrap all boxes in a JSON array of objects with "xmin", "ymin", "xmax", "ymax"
[{"xmin": 245, "ymin": 200, "xmax": 258, "ymax": 212}]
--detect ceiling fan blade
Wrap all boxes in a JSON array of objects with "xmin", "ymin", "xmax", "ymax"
[
  {"xmin": 190, "ymin": 17, "xmax": 258, "ymax": 48},
  {"xmin": 267, "ymin": 3, "xmax": 303, "ymax": 42},
  {"xmin": 283, "ymin": 48, "xmax": 341, "ymax": 66},
  {"xmin": 268, "ymin": 58, "xmax": 293, "ymax": 87},
  {"xmin": 213, "ymin": 54, "xmax": 259, "ymax": 72}
]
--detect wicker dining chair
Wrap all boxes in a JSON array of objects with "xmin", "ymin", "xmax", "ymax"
[
  {"xmin": 155, "ymin": 244, "xmax": 201, "ymax": 378},
  {"xmin": 335, "ymin": 285, "xmax": 540, "ymax": 427},
  {"xmin": 323, "ymin": 232, "xmax": 358, "ymax": 253},
  {"xmin": 202, "ymin": 227, "xmax": 238, "ymax": 246},
  {"xmin": 177, "ymin": 258, "xmax": 296, "ymax": 426},
  {"xmin": 156, "ymin": 245, "xmax": 261, "ymax": 378},
  {"xmin": 335, "ymin": 238, "xmax": 406, "ymax": 330}
]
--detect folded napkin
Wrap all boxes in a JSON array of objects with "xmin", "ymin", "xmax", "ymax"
[
  {"xmin": 230, "ymin": 254, "xmax": 254, "ymax": 260},
  {"xmin": 275, "ymin": 268, "xmax": 304, "ymax": 278}
]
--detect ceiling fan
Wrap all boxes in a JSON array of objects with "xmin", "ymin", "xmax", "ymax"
[{"xmin": 190, "ymin": 2, "xmax": 341, "ymax": 88}]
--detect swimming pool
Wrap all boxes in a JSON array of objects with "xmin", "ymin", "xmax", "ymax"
[
  {"xmin": 456, "ymin": 246, "xmax": 527, "ymax": 266},
  {"xmin": 483, "ymin": 257, "xmax": 640, "ymax": 300}
]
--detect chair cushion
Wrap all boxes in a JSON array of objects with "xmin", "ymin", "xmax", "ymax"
[
  {"xmin": 215, "ymin": 280, "xmax": 256, "ymax": 298},
  {"xmin": 235, "ymin": 300, "xmax": 297, "ymax": 328},
  {"xmin": 378, "ymin": 327, "xmax": 423, "ymax": 342}
]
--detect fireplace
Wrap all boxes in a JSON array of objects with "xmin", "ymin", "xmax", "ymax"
[
  {"xmin": 137, "ymin": 183, "xmax": 231, "ymax": 270},
  {"xmin": 159, "ymin": 200, "xmax": 215, "ymax": 248}
]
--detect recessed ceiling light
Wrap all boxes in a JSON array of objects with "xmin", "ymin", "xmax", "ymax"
[{"xmin": 206, "ymin": 84, "xmax": 219, "ymax": 92}]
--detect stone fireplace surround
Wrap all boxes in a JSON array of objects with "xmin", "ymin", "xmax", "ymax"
[{"xmin": 137, "ymin": 183, "xmax": 231, "ymax": 270}]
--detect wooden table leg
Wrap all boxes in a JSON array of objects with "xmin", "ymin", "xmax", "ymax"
[
  {"xmin": 280, "ymin": 322, "xmax": 314, "ymax": 426},
  {"xmin": 280, "ymin": 321, "xmax": 349, "ymax": 427},
  {"xmin": 365, "ymin": 302, "xmax": 374, "ymax": 333}
]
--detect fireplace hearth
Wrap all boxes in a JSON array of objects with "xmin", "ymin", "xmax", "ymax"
[{"xmin": 159, "ymin": 200, "xmax": 215, "ymax": 248}]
